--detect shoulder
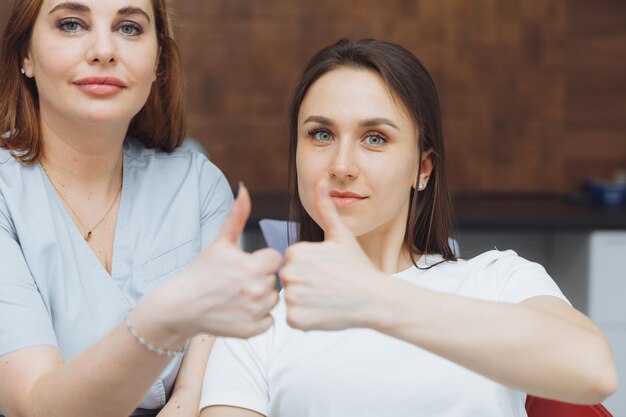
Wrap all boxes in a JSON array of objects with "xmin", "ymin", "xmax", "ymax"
[
  {"xmin": 433, "ymin": 249, "xmax": 547, "ymax": 281},
  {"xmin": 401, "ymin": 250, "xmax": 559, "ymax": 302},
  {"xmin": 0, "ymin": 167, "xmax": 44, "ymax": 246},
  {"xmin": 400, "ymin": 250, "xmax": 537, "ymax": 278},
  {"xmin": 463, "ymin": 249, "xmax": 545, "ymax": 275},
  {"xmin": 459, "ymin": 250, "xmax": 566, "ymax": 303},
  {"xmin": 0, "ymin": 146, "xmax": 28, "ymax": 170},
  {"xmin": 123, "ymin": 138, "xmax": 229, "ymax": 188},
  {"xmin": 0, "ymin": 146, "xmax": 13, "ymax": 165},
  {"xmin": 463, "ymin": 249, "xmax": 532, "ymax": 267},
  {"xmin": 0, "ymin": 147, "xmax": 38, "ymax": 229},
  {"xmin": 124, "ymin": 137, "xmax": 216, "ymax": 170},
  {"xmin": 397, "ymin": 250, "xmax": 532, "ymax": 277}
]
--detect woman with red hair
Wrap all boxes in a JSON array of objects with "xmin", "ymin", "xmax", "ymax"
[{"xmin": 0, "ymin": 1, "xmax": 280, "ymax": 416}]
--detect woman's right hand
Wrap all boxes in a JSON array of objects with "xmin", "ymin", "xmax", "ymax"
[{"xmin": 137, "ymin": 184, "xmax": 281, "ymax": 342}]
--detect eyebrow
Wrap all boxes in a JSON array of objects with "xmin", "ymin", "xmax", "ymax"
[
  {"xmin": 49, "ymin": 2, "xmax": 89, "ymax": 14},
  {"xmin": 118, "ymin": 6, "xmax": 151, "ymax": 22},
  {"xmin": 302, "ymin": 115, "xmax": 399, "ymax": 130},
  {"xmin": 49, "ymin": 2, "xmax": 151, "ymax": 22}
]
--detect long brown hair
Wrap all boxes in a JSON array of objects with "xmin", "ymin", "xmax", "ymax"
[
  {"xmin": 0, "ymin": 0, "xmax": 186, "ymax": 162},
  {"xmin": 288, "ymin": 39, "xmax": 456, "ymax": 261}
]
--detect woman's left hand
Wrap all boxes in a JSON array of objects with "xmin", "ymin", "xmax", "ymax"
[{"xmin": 280, "ymin": 180, "xmax": 388, "ymax": 331}]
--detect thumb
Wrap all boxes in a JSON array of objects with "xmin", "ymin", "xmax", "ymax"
[
  {"xmin": 216, "ymin": 182, "xmax": 251, "ymax": 245},
  {"xmin": 313, "ymin": 179, "xmax": 350, "ymax": 242}
]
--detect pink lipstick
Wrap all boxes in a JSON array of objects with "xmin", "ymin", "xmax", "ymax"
[
  {"xmin": 329, "ymin": 190, "xmax": 367, "ymax": 208},
  {"xmin": 74, "ymin": 76, "xmax": 126, "ymax": 97}
]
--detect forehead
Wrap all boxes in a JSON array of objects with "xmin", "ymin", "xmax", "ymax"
[
  {"xmin": 300, "ymin": 67, "xmax": 414, "ymax": 127},
  {"xmin": 40, "ymin": 0, "xmax": 155, "ymax": 18}
]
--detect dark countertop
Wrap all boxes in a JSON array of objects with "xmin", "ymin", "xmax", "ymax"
[
  {"xmin": 450, "ymin": 194, "xmax": 626, "ymax": 230},
  {"xmin": 247, "ymin": 192, "xmax": 626, "ymax": 231}
]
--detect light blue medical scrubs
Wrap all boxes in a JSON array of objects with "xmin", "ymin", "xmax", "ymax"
[{"xmin": 0, "ymin": 138, "xmax": 233, "ymax": 415}]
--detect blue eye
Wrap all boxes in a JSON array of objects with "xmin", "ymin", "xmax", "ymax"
[
  {"xmin": 311, "ymin": 129, "xmax": 333, "ymax": 142},
  {"xmin": 58, "ymin": 18, "xmax": 84, "ymax": 33},
  {"xmin": 364, "ymin": 134, "xmax": 386, "ymax": 146},
  {"xmin": 118, "ymin": 22, "xmax": 143, "ymax": 36}
]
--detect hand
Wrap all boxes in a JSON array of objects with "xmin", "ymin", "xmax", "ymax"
[
  {"xmin": 280, "ymin": 180, "xmax": 387, "ymax": 331},
  {"xmin": 150, "ymin": 184, "xmax": 281, "ymax": 339}
]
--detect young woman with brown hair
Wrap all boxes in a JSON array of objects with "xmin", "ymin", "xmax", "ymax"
[{"xmin": 199, "ymin": 39, "xmax": 617, "ymax": 417}]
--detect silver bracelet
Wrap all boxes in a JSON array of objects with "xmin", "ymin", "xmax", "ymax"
[{"xmin": 125, "ymin": 315, "xmax": 187, "ymax": 357}]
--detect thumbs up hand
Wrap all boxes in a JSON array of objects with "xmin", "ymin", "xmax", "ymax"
[
  {"xmin": 280, "ymin": 180, "xmax": 388, "ymax": 331},
  {"xmin": 152, "ymin": 184, "xmax": 281, "ymax": 339}
]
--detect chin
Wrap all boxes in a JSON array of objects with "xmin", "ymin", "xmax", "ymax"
[
  {"xmin": 81, "ymin": 107, "xmax": 137, "ymax": 125},
  {"xmin": 341, "ymin": 219, "xmax": 372, "ymax": 238}
]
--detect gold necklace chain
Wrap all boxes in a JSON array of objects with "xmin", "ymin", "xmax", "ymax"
[{"xmin": 40, "ymin": 162, "xmax": 123, "ymax": 242}]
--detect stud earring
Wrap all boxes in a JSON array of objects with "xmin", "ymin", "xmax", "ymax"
[
  {"xmin": 418, "ymin": 183, "xmax": 425, "ymax": 190},
  {"xmin": 20, "ymin": 67, "xmax": 26, "ymax": 75}
]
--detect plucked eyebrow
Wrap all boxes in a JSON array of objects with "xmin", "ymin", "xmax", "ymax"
[
  {"xmin": 49, "ymin": 2, "xmax": 151, "ymax": 22},
  {"xmin": 118, "ymin": 6, "xmax": 151, "ymax": 22},
  {"xmin": 49, "ymin": 2, "xmax": 89, "ymax": 14},
  {"xmin": 303, "ymin": 116, "xmax": 336, "ymax": 126},
  {"xmin": 360, "ymin": 117, "xmax": 399, "ymax": 130},
  {"xmin": 303, "ymin": 115, "xmax": 399, "ymax": 130}
]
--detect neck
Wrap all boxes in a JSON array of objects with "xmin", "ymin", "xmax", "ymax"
[
  {"xmin": 38, "ymin": 112, "xmax": 126, "ymax": 193},
  {"xmin": 356, "ymin": 216, "xmax": 418, "ymax": 275}
]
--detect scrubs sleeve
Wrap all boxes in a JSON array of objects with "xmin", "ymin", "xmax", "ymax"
[
  {"xmin": 197, "ymin": 156, "xmax": 234, "ymax": 249},
  {"xmin": 0, "ymin": 193, "xmax": 57, "ymax": 356}
]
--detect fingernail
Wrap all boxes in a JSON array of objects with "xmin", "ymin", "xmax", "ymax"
[{"xmin": 236, "ymin": 181, "xmax": 245, "ymax": 197}]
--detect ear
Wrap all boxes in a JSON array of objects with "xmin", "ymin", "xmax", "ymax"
[
  {"xmin": 22, "ymin": 54, "xmax": 34, "ymax": 78},
  {"xmin": 412, "ymin": 149, "xmax": 435, "ymax": 190}
]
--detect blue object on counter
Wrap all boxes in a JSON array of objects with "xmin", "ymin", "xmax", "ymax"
[{"xmin": 586, "ymin": 180, "xmax": 626, "ymax": 206}]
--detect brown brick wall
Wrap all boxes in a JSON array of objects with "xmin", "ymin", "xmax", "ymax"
[{"xmin": 2, "ymin": 0, "xmax": 624, "ymax": 194}]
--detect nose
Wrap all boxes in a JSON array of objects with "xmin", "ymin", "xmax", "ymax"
[
  {"xmin": 85, "ymin": 26, "xmax": 118, "ymax": 65},
  {"xmin": 329, "ymin": 140, "xmax": 359, "ymax": 180}
]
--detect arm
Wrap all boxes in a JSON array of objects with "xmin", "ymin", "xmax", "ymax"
[
  {"xmin": 280, "ymin": 180, "xmax": 617, "ymax": 405},
  {"xmin": 157, "ymin": 334, "xmax": 215, "ymax": 417},
  {"xmin": 0, "ymin": 187, "xmax": 280, "ymax": 417},
  {"xmin": 283, "ymin": 248, "xmax": 616, "ymax": 404},
  {"xmin": 199, "ymin": 304, "xmax": 281, "ymax": 417},
  {"xmin": 201, "ymin": 406, "xmax": 264, "ymax": 417},
  {"xmin": 0, "ymin": 314, "xmax": 185, "ymax": 417},
  {"xmin": 364, "ymin": 278, "xmax": 617, "ymax": 404}
]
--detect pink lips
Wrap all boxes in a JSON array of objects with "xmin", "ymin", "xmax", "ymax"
[
  {"xmin": 74, "ymin": 76, "xmax": 127, "ymax": 96},
  {"xmin": 329, "ymin": 190, "xmax": 367, "ymax": 208}
]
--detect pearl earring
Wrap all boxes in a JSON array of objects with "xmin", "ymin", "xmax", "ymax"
[
  {"xmin": 20, "ymin": 67, "xmax": 26, "ymax": 75},
  {"xmin": 418, "ymin": 183, "xmax": 425, "ymax": 190}
]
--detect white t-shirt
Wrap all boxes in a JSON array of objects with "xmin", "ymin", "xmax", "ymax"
[{"xmin": 200, "ymin": 250, "xmax": 569, "ymax": 417}]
